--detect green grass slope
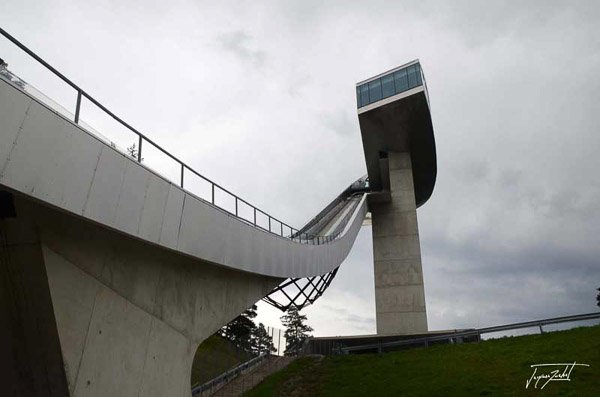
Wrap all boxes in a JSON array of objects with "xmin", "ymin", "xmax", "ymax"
[
  {"xmin": 191, "ymin": 335, "xmax": 254, "ymax": 387},
  {"xmin": 244, "ymin": 325, "xmax": 600, "ymax": 397}
]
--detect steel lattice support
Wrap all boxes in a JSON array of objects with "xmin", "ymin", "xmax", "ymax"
[{"xmin": 261, "ymin": 267, "xmax": 339, "ymax": 311}]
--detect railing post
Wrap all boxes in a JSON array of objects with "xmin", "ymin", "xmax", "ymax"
[
  {"xmin": 253, "ymin": 208, "xmax": 257, "ymax": 225},
  {"xmin": 211, "ymin": 184, "xmax": 215, "ymax": 204},
  {"xmin": 74, "ymin": 90, "xmax": 82, "ymax": 124},
  {"xmin": 180, "ymin": 164, "xmax": 184, "ymax": 188},
  {"xmin": 137, "ymin": 135, "xmax": 142, "ymax": 162},
  {"xmin": 538, "ymin": 323, "xmax": 544, "ymax": 334},
  {"xmin": 235, "ymin": 197, "xmax": 238, "ymax": 216},
  {"xmin": 268, "ymin": 217, "xmax": 271, "ymax": 232},
  {"xmin": 280, "ymin": 223, "xmax": 283, "ymax": 237}
]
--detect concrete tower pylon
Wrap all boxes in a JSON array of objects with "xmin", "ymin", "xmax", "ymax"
[{"xmin": 370, "ymin": 152, "xmax": 427, "ymax": 334}]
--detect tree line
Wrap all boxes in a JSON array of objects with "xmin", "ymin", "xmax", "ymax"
[{"xmin": 218, "ymin": 305, "xmax": 313, "ymax": 356}]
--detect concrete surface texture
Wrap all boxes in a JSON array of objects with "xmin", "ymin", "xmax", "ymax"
[
  {"xmin": 371, "ymin": 152, "xmax": 428, "ymax": 334},
  {"xmin": 0, "ymin": 196, "xmax": 281, "ymax": 397},
  {"xmin": 0, "ymin": 78, "xmax": 367, "ymax": 279}
]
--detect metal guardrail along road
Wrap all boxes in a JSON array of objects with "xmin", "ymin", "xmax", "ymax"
[
  {"xmin": 340, "ymin": 312, "xmax": 600, "ymax": 354},
  {"xmin": 191, "ymin": 353, "xmax": 268, "ymax": 396}
]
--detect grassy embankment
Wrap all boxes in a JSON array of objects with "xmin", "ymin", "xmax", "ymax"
[
  {"xmin": 243, "ymin": 325, "xmax": 600, "ymax": 397},
  {"xmin": 191, "ymin": 335, "xmax": 253, "ymax": 387}
]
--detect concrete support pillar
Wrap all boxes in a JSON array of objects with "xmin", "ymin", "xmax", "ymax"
[
  {"xmin": 0, "ymin": 194, "xmax": 69, "ymax": 397},
  {"xmin": 0, "ymin": 195, "xmax": 281, "ymax": 397},
  {"xmin": 371, "ymin": 152, "xmax": 428, "ymax": 335}
]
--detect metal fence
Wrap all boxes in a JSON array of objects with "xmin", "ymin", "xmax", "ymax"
[
  {"xmin": 191, "ymin": 353, "xmax": 269, "ymax": 396},
  {"xmin": 339, "ymin": 312, "xmax": 600, "ymax": 354},
  {"xmin": 191, "ymin": 325, "xmax": 287, "ymax": 396},
  {"xmin": 0, "ymin": 26, "xmax": 341, "ymax": 245}
]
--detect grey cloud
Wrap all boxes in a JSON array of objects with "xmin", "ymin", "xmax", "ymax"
[
  {"xmin": 497, "ymin": 168, "xmax": 521, "ymax": 189},
  {"xmin": 319, "ymin": 109, "xmax": 357, "ymax": 137},
  {"xmin": 344, "ymin": 313, "xmax": 376, "ymax": 326},
  {"xmin": 217, "ymin": 30, "xmax": 266, "ymax": 66},
  {"xmin": 286, "ymin": 72, "xmax": 312, "ymax": 98},
  {"xmin": 454, "ymin": 158, "xmax": 491, "ymax": 183}
]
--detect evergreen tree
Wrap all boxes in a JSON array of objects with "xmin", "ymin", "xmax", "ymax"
[
  {"xmin": 281, "ymin": 306, "xmax": 313, "ymax": 355},
  {"xmin": 251, "ymin": 323, "xmax": 276, "ymax": 355},
  {"xmin": 219, "ymin": 305, "xmax": 257, "ymax": 352}
]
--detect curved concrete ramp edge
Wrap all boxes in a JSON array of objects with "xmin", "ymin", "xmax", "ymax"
[{"xmin": 0, "ymin": 78, "xmax": 367, "ymax": 279}]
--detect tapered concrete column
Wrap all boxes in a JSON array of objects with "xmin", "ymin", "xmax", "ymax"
[
  {"xmin": 0, "ymin": 194, "xmax": 69, "ymax": 397},
  {"xmin": 0, "ymin": 194, "xmax": 281, "ymax": 397},
  {"xmin": 371, "ymin": 152, "xmax": 427, "ymax": 334}
]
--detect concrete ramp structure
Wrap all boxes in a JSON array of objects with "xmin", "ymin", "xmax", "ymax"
[
  {"xmin": 0, "ymin": 30, "xmax": 367, "ymax": 397},
  {"xmin": 0, "ymin": 28, "xmax": 437, "ymax": 397}
]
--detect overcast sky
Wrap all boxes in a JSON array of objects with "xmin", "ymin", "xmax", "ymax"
[{"xmin": 1, "ymin": 1, "xmax": 599, "ymax": 336}]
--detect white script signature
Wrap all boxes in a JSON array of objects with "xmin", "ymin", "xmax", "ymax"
[{"xmin": 525, "ymin": 362, "xmax": 590, "ymax": 390}]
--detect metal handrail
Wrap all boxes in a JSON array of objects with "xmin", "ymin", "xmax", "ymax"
[
  {"xmin": 0, "ymin": 26, "xmax": 340, "ymax": 244},
  {"xmin": 340, "ymin": 312, "xmax": 600, "ymax": 354},
  {"xmin": 191, "ymin": 353, "xmax": 270, "ymax": 396}
]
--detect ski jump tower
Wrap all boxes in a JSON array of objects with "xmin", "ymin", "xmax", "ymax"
[
  {"xmin": 356, "ymin": 60, "xmax": 437, "ymax": 335},
  {"xmin": 0, "ymin": 24, "xmax": 436, "ymax": 396}
]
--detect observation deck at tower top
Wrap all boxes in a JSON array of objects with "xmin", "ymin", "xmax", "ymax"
[{"xmin": 356, "ymin": 60, "xmax": 437, "ymax": 208}]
